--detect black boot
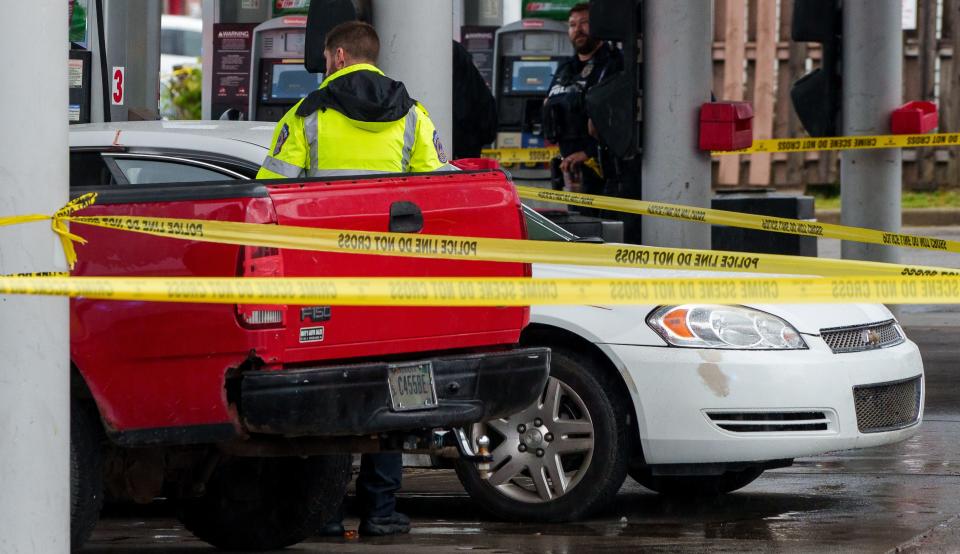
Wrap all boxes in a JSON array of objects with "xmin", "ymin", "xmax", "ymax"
[{"xmin": 358, "ymin": 511, "xmax": 411, "ymax": 536}]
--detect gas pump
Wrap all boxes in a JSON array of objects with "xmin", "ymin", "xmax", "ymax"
[
  {"xmin": 492, "ymin": 19, "xmax": 571, "ymax": 178},
  {"xmin": 247, "ymin": 16, "xmax": 324, "ymax": 122},
  {"xmin": 69, "ymin": 47, "xmax": 93, "ymax": 124}
]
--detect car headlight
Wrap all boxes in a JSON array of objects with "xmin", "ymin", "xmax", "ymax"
[{"xmin": 646, "ymin": 305, "xmax": 807, "ymax": 350}]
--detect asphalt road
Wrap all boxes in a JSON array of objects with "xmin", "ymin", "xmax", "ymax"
[{"xmin": 84, "ymin": 228, "xmax": 960, "ymax": 553}]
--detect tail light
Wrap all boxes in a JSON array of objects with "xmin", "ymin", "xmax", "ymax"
[{"xmin": 236, "ymin": 245, "xmax": 286, "ymax": 328}]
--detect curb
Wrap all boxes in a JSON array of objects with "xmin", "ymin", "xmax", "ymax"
[
  {"xmin": 816, "ymin": 208, "xmax": 960, "ymax": 226},
  {"xmin": 888, "ymin": 513, "xmax": 960, "ymax": 553}
]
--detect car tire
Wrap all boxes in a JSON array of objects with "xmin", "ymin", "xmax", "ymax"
[
  {"xmin": 71, "ymin": 401, "xmax": 105, "ymax": 551},
  {"xmin": 629, "ymin": 466, "xmax": 764, "ymax": 496},
  {"xmin": 177, "ymin": 454, "xmax": 351, "ymax": 550},
  {"xmin": 455, "ymin": 347, "xmax": 629, "ymax": 522}
]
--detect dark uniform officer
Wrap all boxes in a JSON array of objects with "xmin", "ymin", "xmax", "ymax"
[
  {"xmin": 543, "ymin": 2, "xmax": 622, "ymax": 202},
  {"xmin": 258, "ymin": 21, "xmax": 451, "ymax": 538},
  {"xmin": 452, "ymin": 40, "xmax": 498, "ymax": 159}
]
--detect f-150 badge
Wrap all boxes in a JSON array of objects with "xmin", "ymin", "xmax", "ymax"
[{"xmin": 301, "ymin": 306, "xmax": 331, "ymax": 322}]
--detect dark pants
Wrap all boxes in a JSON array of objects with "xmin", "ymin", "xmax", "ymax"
[{"xmin": 356, "ymin": 453, "xmax": 402, "ymax": 518}]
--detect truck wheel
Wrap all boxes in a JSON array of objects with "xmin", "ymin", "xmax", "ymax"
[
  {"xmin": 72, "ymin": 402, "xmax": 105, "ymax": 550},
  {"xmin": 455, "ymin": 348, "xmax": 628, "ymax": 522},
  {"xmin": 178, "ymin": 454, "xmax": 351, "ymax": 550},
  {"xmin": 630, "ymin": 466, "xmax": 764, "ymax": 496}
]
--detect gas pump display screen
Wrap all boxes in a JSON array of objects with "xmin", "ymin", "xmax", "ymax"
[
  {"xmin": 284, "ymin": 33, "xmax": 305, "ymax": 54},
  {"xmin": 523, "ymin": 33, "xmax": 556, "ymax": 52},
  {"xmin": 510, "ymin": 60, "xmax": 558, "ymax": 93},
  {"xmin": 268, "ymin": 63, "xmax": 323, "ymax": 101}
]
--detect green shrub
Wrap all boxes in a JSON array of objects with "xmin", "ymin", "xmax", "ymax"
[{"xmin": 160, "ymin": 65, "xmax": 202, "ymax": 120}]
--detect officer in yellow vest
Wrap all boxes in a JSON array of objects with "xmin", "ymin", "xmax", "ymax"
[
  {"xmin": 257, "ymin": 21, "xmax": 452, "ymax": 179},
  {"xmin": 259, "ymin": 21, "xmax": 447, "ymax": 539}
]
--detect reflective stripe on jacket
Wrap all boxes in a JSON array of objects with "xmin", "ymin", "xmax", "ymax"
[{"xmin": 257, "ymin": 64, "xmax": 452, "ymax": 179}]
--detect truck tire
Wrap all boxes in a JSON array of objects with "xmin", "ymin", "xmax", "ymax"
[
  {"xmin": 71, "ymin": 401, "xmax": 104, "ymax": 551},
  {"xmin": 630, "ymin": 466, "xmax": 764, "ymax": 496},
  {"xmin": 455, "ymin": 348, "xmax": 628, "ymax": 522},
  {"xmin": 177, "ymin": 454, "xmax": 351, "ymax": 550}
]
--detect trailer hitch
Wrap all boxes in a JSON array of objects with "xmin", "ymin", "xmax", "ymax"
[{"xmin": 430, "ymin": 428, "xmax": 493, "ymax": 479}]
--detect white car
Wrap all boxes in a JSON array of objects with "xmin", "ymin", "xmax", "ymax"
[
  {"xmin": 161, "ymin": 14, "xmax": 202, "ymax": 75},
  {"xmin": 69, "ymin": 121, "xmax": 925, "ymax": 521}
]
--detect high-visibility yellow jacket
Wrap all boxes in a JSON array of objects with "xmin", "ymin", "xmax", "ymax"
[{"xmin": 257, "ymin": 63, "xmax": 453, "ymax": 179}]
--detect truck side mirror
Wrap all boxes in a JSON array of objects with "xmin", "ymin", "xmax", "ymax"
[{"xmin": 304, "ymin": 0, "xmax": 359, "ymax": 74}]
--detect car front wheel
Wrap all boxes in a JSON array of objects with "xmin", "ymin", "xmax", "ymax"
[{"xmin": 455, "ymin": 348, "xmax": 628, "ymax": 522}]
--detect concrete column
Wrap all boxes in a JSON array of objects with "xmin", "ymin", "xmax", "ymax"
[
  {"xmin": 464, "ymin": 0, "xmax": 502, "ymax": 27},
  {"xmin": 0, "ymin": 0, "xmax": 71, "ymax": 551},
  {"xmin": 372, "ymin": 0, "xmax": 453, "ymax": 149},
  {"xmin": 90, "ymin": 0, "xmax": 163, "ymax": 122},
  {"xmin": 841, "ymin": 0, "xmax": 902, "ymax": 264},
  {"xmin": 502, "ymin": 0, "xmax": 523, "ymax": 25},
  {"xmin": 453, "ymin": 0, "xmax": 464, "ymax": 41},
  {"xmin": 641, "ymin": 0, "xmax": 714, "ymax": 249}
]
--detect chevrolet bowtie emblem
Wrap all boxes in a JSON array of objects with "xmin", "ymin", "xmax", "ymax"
[{"xmin": 861, "ymin": 328, "xmax": 881, "ymax": 346}]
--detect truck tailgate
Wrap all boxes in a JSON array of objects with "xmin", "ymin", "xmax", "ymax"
[{"xmin": 265, "ymin": 170, "xmax": 528, "ymax": 363}]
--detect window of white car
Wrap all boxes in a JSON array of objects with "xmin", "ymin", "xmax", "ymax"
[
  {"xmin": 112, "ymin": 158, "xmax": 235, "ymax": 185},
  {"xmin": 161, "ymin": 27, "xmax": 202, "ymax": 58}
]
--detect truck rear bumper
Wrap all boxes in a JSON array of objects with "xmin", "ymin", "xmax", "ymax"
[{"xmin": 239, "ymin": 348, "xmax": 551, "ymax": 437}]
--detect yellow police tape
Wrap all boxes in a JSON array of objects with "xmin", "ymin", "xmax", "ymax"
[
  {"xmin": 516, "ymin": 186, "xmax": 960, "ymax": 255},
  {"xmin": 482, "ymin": 147, "xmax": 559, "ymax": 164},
  {"xmin": 714, "ymin": 132, "xmax": 960, "ymax": 156},
  {"xmin": 0, "ymin": 193, "xmax": 94, "ymax": 268},
  {"xmin": 3, "ymin": 197, "xmax": 960, "ymax": 305},
  {"xmin": 481, "ymin": 132, "xmax": 960, "ymax": 162},
  {"xmin": 1, "ymin": 275, "xmax": 959, "ymax": 305},
  {"xmin": 66, "ymin": 214, "xmax": 960, "ymax": 278}
]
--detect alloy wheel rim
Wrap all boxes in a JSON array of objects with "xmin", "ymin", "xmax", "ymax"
[{"xmin": 472, "ymin": 376, "xmax": 594, "ymax": 503}]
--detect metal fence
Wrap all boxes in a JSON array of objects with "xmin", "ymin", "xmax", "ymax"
[{"xmin": 711, "ymin": 0, "xmax": 958, "ymax": 190}]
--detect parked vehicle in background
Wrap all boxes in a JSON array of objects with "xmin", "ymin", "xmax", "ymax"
[
  {"xmin": 160, "ymin": 14, "xmax": 202, "ymax": 75},
  {"xmin": 67, "ymin": 121, "xmax": 549, "ymax": 550},
  {"xmin": 69, "ymin": 121, "xmax": 925, "ymax": 528}
]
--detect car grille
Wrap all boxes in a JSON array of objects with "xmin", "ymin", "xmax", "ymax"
[
  {"xmin": 853, "ymin": 376, "xmax": 922, "ymax": 433},
  {"xmin": 821, "ymin": 320, "xmax": 904, "ymax": 354},
  {"xmin": 706, "ymin": 411, "xmax": 832, "ymax": 433}
]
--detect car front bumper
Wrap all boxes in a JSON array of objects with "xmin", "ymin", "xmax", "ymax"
[
  {"xmin": 239, "ymin": 347, "xmax": 551, "ymax": 437},
  {"xmin": 609, "ymin": 337, "xmax": 924, "ymax": 465}
]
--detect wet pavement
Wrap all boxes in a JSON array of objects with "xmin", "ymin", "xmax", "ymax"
[
  {"xmin": 82, "ymin": 324, "xmax": 960, "ymax": 553},
  {"xmin": 84, "ymin": 228, "xmax": 960, "ymax": 553}
]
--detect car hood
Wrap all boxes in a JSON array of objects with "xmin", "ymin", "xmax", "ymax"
[{"xmin": 532, "ymin": 263, "xmax": 896, "ymax": 335}]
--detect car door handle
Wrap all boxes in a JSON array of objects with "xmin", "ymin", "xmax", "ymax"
[{"xmin": 389, "ymin": 201, "xmax": 424, "ymax": 233}]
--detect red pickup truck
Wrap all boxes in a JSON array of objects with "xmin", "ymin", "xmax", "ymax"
[{"xmin": 68, "ymin": 167, "xmax": 549, "ymax": 550}]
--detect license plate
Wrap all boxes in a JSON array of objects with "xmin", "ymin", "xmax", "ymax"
[{"xmin": 387, "ymin": 362, "xmax": 438, "ymax": 412}]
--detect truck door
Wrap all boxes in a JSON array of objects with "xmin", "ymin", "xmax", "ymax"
[{"xmin": 265, "ymin": 171, "xmax": 530, "ymax": 365}]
